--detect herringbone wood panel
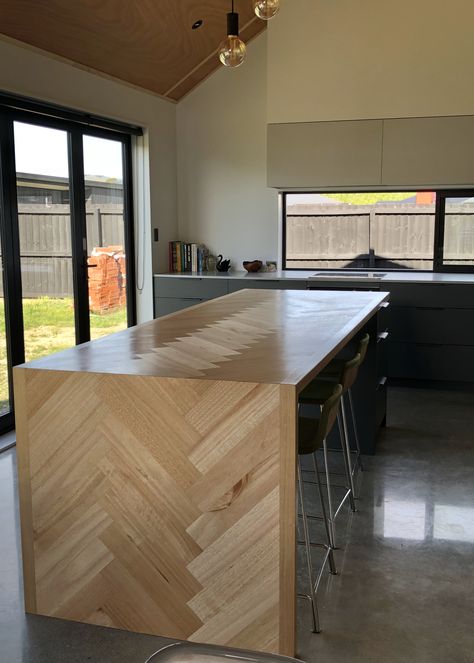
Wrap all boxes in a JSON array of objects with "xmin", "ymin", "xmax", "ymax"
[{"xmin": 15, "ymin": 368, "xmax": 296, "ymax": 654}]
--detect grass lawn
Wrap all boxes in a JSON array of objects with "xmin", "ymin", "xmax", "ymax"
[{"xmin": 0, "ymin": 297, "xmax": 127, "ymax": 414}]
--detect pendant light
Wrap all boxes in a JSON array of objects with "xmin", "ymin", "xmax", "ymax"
[
  {"xmin": 218, "ymin": 0, "xmax": 246, "ymax": 68},
  {"xmin": 253, "ymin": 0, "xmax": 280, "ymax": 20}
]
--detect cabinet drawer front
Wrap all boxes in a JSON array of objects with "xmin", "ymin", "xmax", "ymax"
[
  {"xmin": 307, "ymin": 283, "xmax": 383, "ymax": 292},
  {"xmin": 389, "ymin": 307, "xmax": 474, "ymax": 345},
  {"xmin": 228, "ymin": 279, "xmax": 307, "ymax": 293},
  {"xmin": 154, "ymin": 277, "xmax": 228, "ymax": 299},
  {"xmin": 154, "ymin": 297, "xmax": 206, "ymax": 318},
  {"xmin": 229, "ymin": 277, "xmax": 280, "ymax": 292},
  {"xmin": 375, "ymin": 379, "xmax": 387, "ymax": 428},
  {"xmin": 388, "ymin": 283, "xmax": 474, "ymax": 308},
  {"xmin": 388, "ymin": 342, "xmax": 474, "ymax": 381}
]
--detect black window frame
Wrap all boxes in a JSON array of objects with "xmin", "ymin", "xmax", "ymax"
[
  {"xmin": 281, "ymin": 189, "xmax": 474, "ymax": 274},
  {"xmin": 434, "ymin": 189, "xmax": 474, "ymax": 273},
  {"xmin": 0, "ymin": 94, "xmax": 139, "ymax": 436}
]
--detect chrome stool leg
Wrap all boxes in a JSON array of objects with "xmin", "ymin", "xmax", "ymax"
[
  {"xmin": 348, "ymin": 387, "xmax": 364, "ymax": 471},
  {"xmin": 322, "ymin": 437, "xmax": 337, "ymax": 548},
  {"xmin": 297, "ymin": 459, "xmax": 320, "ymax": 633},
  {"xmin": 312, "ymin": 451, "xmax": 337, "ymax": 575},
  {"xmin": 340, "ymin": 396, "xmax": 358, "ymax": 503}
]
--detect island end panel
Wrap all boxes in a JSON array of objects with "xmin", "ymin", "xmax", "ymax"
[{"xmin": 13, "ymin": 367, "xmax": 298, "ymax": 656}]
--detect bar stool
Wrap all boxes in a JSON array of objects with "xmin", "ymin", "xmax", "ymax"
[
  {"xmin": 315, "ymin": 333, "xmax": 370, "ymax": 481},
  {"xmin": 297, "ymin": 382, "xmax": 341, "ymax": 633},
  {"xmin": 299, "ymin": 355, "xmax": 359, "ymax": 550}
]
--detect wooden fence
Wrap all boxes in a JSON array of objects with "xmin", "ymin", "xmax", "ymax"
[
  {"xmin": 0, "ymin": 204, "xmax": 124, "ymax": 297},
  {"xmin": 286, "ymin": 202, "xmax": 474, "ymax": 269}
]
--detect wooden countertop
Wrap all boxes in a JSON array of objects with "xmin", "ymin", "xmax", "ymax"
[{"xmin": 19, "ymin": 289, "xmax": 388, "ymax": 389}]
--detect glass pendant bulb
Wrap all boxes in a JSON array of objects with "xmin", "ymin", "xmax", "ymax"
[
  {"xmin": 218, "ymin": 8, "xmax": 246, "ymax": 68},
  {"xmin": 253, "ymin": 0, "xmax": 280, "ymax": 20},
  {"xmin": 218, "ymin": 35, "xmax": 246, "ymax": 67}
]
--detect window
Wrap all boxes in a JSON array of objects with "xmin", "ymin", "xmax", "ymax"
[
  {"xmin": 283, "ymin": 191, "xmax": 474, "ymax": 273},
  {"xmin": 435, "ymin": 192, "xmax": 474, "ymax": 271}
]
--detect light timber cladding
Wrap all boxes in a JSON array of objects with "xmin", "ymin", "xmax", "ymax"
[
  {"xmin": 15, "ymin": 370, "xmax": 295, "ymax": 652},
  {"xmin": 14, "ymin": 289, "xmax": 387, "ymax": 655}
]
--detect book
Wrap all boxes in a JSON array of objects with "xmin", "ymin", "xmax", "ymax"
[
  {"xmin": 176, "ymin": 241, "xmax": 182, "ymax": 273},
  {"xmin": 170, "ymin": 241, "xmax": 208, "ymax": 273},
  {"xmin": 187, "ymin": 243, "xmax": 192, "ymax": 272},
  {"xmin": 169, "ymin": 241, "xmax": 180, "ymax": 272}
]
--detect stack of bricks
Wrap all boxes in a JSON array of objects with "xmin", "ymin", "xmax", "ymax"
[{"xmin": 87, "ymin": 246, "xmax": 127, "ymax": 313}]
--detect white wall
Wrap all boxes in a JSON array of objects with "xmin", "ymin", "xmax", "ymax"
[
  {"xmin": 177, "ymin": 34, "xmax": 278, "ymax": 270},
  {"xmin": 0, "ymin": 36, "xmax": 177, "ymax": 322},
  {"xmin": 267, "ymin": 0, "xmax": 474, "ymax": 124}
]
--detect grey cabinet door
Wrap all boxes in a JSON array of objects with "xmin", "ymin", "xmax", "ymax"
[
  {"xmin": 389, "ymin": 307, "xmax": 474, "ymax": 345},
  {"xmin": 388, "ymin": 283, "xmax": 474, "ymax": 308},
  {"xmin": 388, "ymin": 343, "xmax": 474, "ymax": 382},
  {"xmin": 154, "ymin": 297, "xmax": 206, "ymax": 318},
  {"xmin": 382, "ymin": 116, "xmax": 474, "ymax": 187},
  {"xmin": 154, "ymin": 277, "xmax": 228, "ymax": 299},
  {"xmin": 227, "ymin": 279, "xmax": 308, "ymax": 293},
  {"xmin": 267, "ymin": 120, "xmax": 383, "ymax": 188}
]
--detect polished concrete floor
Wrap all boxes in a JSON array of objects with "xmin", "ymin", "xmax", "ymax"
[
  {"xmin": 297, "ymin": 387, "xmax": 474, "ymax": 663},
  {"xmin": 1, "ymin": 387, "xmax": 473, "ymax": 662}
]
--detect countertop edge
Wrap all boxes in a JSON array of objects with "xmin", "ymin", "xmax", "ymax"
[{"xmin": 154, "ymin": 271, "xmax": 474, "ymax": 285}]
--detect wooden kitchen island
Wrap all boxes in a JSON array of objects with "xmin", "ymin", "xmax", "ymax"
[{"xmin": 14, "ymin": 288, "xmax": 388, "ymax": 656}]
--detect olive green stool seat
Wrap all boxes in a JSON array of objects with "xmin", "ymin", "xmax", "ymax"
[
  {"xmin": 303, "ymin": 333, "xmax": 370, "ymax": 486},
  {"xmin": 297, "ymin": 383, "xmax": 341, "ymax": 634},
  {"xmin": 300, "ymin": 353, "xmax": 359, "ymax": 534}
]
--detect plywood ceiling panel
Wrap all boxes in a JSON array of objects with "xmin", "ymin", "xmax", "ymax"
[{"xmin": 0, "ymin": 0, "xmax": 266, "ymax": 100}]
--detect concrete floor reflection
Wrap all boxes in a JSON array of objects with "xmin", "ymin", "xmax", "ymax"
[{"xmin": 297, "ymin": 387, "xmax": 474, "ymax": 663}]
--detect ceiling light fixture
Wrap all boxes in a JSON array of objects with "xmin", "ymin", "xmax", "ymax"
[
  {"xmin": 253, "ymin": 0, "xmax": 280, "ymax": 20},
  {"xmin": 218, "ymin": 0, "xmax": 246, "ymax": 68}
]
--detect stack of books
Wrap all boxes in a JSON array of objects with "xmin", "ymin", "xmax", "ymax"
[{"xmin": 168, "ymin": 241, "xmax": 209, "ymax": 273}]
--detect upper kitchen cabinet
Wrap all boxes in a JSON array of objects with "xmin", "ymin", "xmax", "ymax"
[
  {"xmin": 267, "ymin": 119, "xmax": 383, "ymax": 189},
  {"xmin": 382, "ymin": 116, "xmax": 474, "ymax": 187}
]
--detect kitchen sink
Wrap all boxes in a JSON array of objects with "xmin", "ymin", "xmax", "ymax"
[{"xmin": 309, "ymin": 272, "xmax": 387, "ymax": 279}]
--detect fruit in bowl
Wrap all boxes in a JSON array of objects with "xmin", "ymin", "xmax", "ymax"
[{"xmin": 243, "ymin": 260, "xmax": 263, "ymax": 273}]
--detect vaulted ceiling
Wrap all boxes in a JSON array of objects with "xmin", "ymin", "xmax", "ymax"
[{"xmin": 0, "ymin": 1, "xmax": 266, "ymax": 101}]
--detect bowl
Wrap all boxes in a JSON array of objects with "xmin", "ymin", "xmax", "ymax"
[{"xmin": 243, "ymin": 260, "xmax": 262, "ymax": 273}]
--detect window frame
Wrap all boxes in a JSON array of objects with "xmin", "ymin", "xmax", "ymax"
[
  {"xmin": 434, "ymin": 190, "xmax": 474, "ymax": 273},
  {"xmin": 281, "ymin": 189, "xmax": 474, "ymax": 274},
  {"xmin": 0, "ymin": 99, "xmax": 138, "ymax": 436}
]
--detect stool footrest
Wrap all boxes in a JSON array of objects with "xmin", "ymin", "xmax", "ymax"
[{"xmin": 297, "ymin": 512, "xmax": 324, "ymax": 521}]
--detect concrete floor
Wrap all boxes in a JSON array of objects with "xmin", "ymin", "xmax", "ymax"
[
  {"xmin": 0, "ymin": 387, "xmax": 473, "ymax": 662},
  {"xmin": 297, "ymin": 387, "xmax": 474, "ymax": 663}
]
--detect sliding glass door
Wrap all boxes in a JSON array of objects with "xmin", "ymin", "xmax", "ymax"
[
  {"xmin": 0, "ymin": 250, "xmax": 10, "ymax": 418},
  {"xmin": 83, "ymin": 135, "xmax": 130, "ymax": 340},
  {"xmin": 0, "ymin": 111, "xmax": 135, "ymax": 435},
  {"xmin": 14, "ymin": 121, "xmax": 77, "ymax": 363}
]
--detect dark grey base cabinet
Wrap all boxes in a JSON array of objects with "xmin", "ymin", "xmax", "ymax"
[
  {"xmin": 386, "ymin": 283, "xmax": 474, "ymax": 383},
  {"xmin": 154, "ymin": 277, "xmax": 228, "ymax": 318}
]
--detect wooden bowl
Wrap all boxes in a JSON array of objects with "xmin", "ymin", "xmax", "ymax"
[{"xmin": 243, "ymin": 260, "xmax": 262, "ymax": 273}]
